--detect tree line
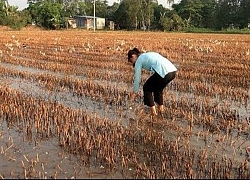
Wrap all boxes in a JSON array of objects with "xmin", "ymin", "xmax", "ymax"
[{"xmin": 0, "ymin": 0, "xmax": 249, "ymax": 31}]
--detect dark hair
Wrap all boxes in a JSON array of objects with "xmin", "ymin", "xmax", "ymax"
[{"xmin": 127, "ymin": 47, "xmax": 141, "ymax": 62}]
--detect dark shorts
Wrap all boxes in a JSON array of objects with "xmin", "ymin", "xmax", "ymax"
[{"xmin": 143, "ymin": 71, "xmax": 176, "ymax": 107}]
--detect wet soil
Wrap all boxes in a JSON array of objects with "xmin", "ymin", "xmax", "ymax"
[{"xmin": 0, "ymin": 30, "xmax": 250, "ymax": 179}]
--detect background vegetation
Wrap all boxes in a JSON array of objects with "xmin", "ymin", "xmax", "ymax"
[{"xmin": 0, "ymin": 0, "xmax": 249, "ymax": 33}]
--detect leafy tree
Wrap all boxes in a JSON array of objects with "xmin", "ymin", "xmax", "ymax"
[
  {"xmin": 171, "ymin": 13, "xmax": 184, "ymax": 30},
  {"xmin": 159, "ymin": 12, "xmax": 183, "ymax": 31},
  {"xmin": 60, "ymin": 0, "xmax": 80, "ymax": 18},
  {"xmin": 126, "ymin": 0, "xmax": 141, "ymax": 29},
  {"xmin": 77, "ymin": 0, "xmax": 93, "ymax": 15},
  {"xmin": 159, "ymin": 14, "xmax": 173, "ymax": 31},
  {"xmin": 200, "ymin": 0, "xmax": 216, "ymax": 29},
  {"xmin": 0, "ymin": 0, "xmax": 30, "ymax": 29},
  {"xmin": 173, "ymin": 0, "xmax": 204, "ymax": 27},
  {"xmin": 2, "ymin": 0, "xmax": 250, "ymax": 31},
  {"xmin": 151, "ymin": 4, "xmax": 171, "ymax": 29},
  {"xmin": 238, "ymin": 0, "xmax": 250, "ymax": 28},
  {"xmin": 27, "ymin": 1, "xmax": 41, "ymax": 25},
  {"xmin": 95, "ymin": 0, "xmax": 109, "ymax": 18},
  {"xmin": 113, "ymin": 0, "xmax": 140, "ymax": 29},
  {"xmin": 215, "ymin": 0, "xmax": 237, "ymax": 29},
  {"xmin": 6, "ymin": 10, "xmax": 31, "ymax": 29},
  {"xmin": 139, "ymin": 0, "xmax": 158, "ymax": 30},
  {"xmin": 76, "ymin": 0, "xmax": 108, "ymax": 17},
  {"xmin": 113, "ymin": 0, "xmax": 159, "ymax": 30},
  {"xmin": 106, "ymin": 2, "xmax": 119, "ymax": 20},
  {"xmin": 0, "ymin": 0, "xmax": 7, "ymax": 24},
  {"xmin": 36, "ymin": 1, "xmax": 63, "ymax": 29}
]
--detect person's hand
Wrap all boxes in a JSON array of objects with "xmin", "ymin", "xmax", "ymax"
[{"xmin": 130, "ymin": 92, "xmax": 136, "ymax": 100}]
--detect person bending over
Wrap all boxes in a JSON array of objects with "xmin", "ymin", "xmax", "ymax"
[{"xmin": 127, "ymin": 47, "xmax": 177, "ymax": 116}]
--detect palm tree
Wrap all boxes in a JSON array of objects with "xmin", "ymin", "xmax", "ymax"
[
  {"xmin": 165, "ymin": 0, "xmax": 176, "ymax": 7},
  {"xmin": 3, "ymin": 0, "xmax": 9, "ymax": 16}
]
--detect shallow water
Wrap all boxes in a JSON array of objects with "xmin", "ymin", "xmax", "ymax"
[{"xmin": 0, "ymin": 31, "xmax": 250, "ymax": 178}]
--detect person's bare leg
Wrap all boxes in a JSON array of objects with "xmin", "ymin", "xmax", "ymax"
[
  {"xmin": 150, "ymin": 106, "xmax": 157, "ymax": 116},
  {"xmin": 158, "ymin": 105, "xmax": 164, "ymax": 112}
]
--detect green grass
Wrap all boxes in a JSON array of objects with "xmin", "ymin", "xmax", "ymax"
[{"xmin": 183, "ymin": 27, "xmax": 250, "ymax": 34}]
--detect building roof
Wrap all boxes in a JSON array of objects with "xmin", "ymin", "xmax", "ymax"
[{"xmin": 74, "ymin": 15, "xmax": 104, "ymax": 19}]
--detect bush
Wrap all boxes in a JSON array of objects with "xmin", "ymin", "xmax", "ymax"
[{"xmin": 182, "ymin": 27, "xmax": 250, "ymax": 34}]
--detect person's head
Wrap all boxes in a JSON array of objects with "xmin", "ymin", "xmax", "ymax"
[{"xmin": 127, "ymin": 47, "xmax": 141, "ymax": 67}]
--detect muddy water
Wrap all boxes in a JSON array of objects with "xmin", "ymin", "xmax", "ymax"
[
  {"xmin": 0, "ymin": 58, "xmax": 250, "ymax": 178},
  {"xmin": 0, "ymin": 61, "xmax": 137, "ymax": 121},
  {"xmin": 0, "ymin": 84, "xmax": 131, "ymax": 178},
  {"xmin": 0, "ymin": 120, "xmax": 126, "ymax": 179},
  {"xmin": 2, "ymin": 60, "xmax": 249, "ymax": 121}
]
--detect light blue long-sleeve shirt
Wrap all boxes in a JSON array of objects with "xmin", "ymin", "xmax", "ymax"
[{"xmin": 133, "ymin": 52, "xmax": 177, "ymax": 93}]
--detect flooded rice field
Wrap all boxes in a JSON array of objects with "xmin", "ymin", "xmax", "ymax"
[{"xmin": 0, "ymin": 30, "xmax": 250, "ymax": 179}]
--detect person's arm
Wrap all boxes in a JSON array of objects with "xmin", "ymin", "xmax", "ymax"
[
  {"xmin": 130, "ymin": 61, "xmax": 142, "ymax": 100},
  {"xmin": 133, "ymin": 61, "xmax": 142, "ymax": 93}
]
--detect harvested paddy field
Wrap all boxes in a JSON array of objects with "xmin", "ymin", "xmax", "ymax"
[{"xmin": 0, "ymin": 29, "xmax": 249, "ymax": 179}]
